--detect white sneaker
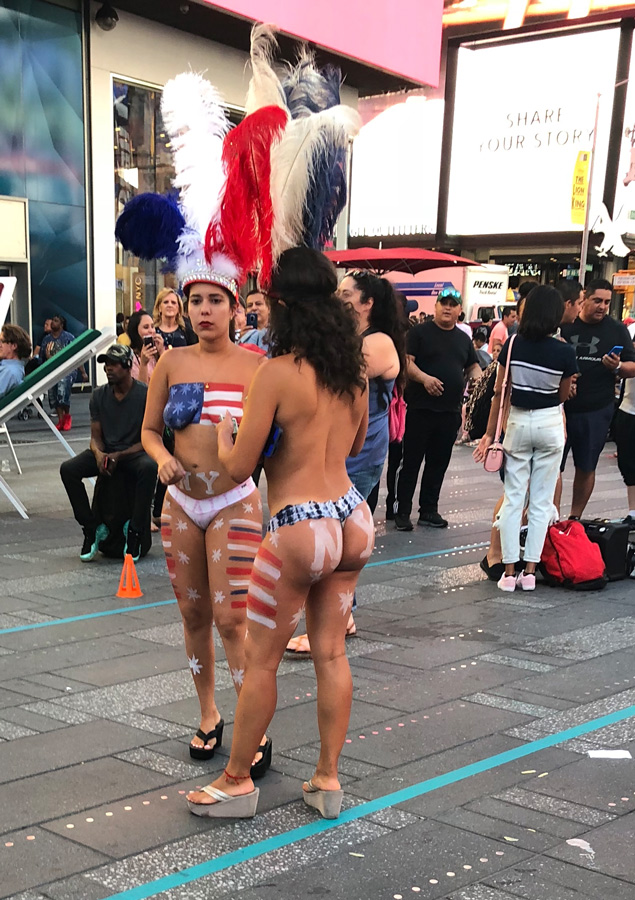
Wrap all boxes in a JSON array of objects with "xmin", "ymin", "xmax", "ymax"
[
  {"xmin": 516, "ymin": 571, "xmax": 536, "ymax": 591},
  {"xmin": 497, "ymin": 574, "xmax": 517, "ymax": 592}
]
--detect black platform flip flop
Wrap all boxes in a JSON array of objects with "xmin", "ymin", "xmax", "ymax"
[
  {"xmin": 250, "ymin": 737, "xmax": 272, "ymax": 780},
  {"xmin": 189, "ymin": 718, "xmax": 224, "ymax": 761}
]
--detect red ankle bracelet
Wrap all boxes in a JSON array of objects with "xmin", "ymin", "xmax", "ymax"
[{"xmin": 224, "ymin": 768, "xmax": 251, "ymax": 784}]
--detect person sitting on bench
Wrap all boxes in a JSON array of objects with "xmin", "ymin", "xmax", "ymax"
[
  {"xmin": 0, "ymin": 324, "xmax": 31, "ymax": 397},
  {"xmin": 60, "ymin": 343, "xmax": 157, "ymax": 561}
]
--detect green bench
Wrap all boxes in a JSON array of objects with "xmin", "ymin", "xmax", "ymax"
[{"xmin": 0, "ymin": 328, "xmax": 114, "ymax": 518}]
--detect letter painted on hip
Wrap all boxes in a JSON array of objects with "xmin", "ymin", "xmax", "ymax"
[
  {"xmin": 196, "ymin": 470, "xmax": 220, "ymax": 495},
  {"xmin": 309, "ymin": 519, "xmax": 343, "ymax": 580},
  {"xmin": 350, "ymin": 505, "xmax": 375, "ymax": 559}
]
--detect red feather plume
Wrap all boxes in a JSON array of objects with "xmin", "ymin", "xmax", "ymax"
[{"xmin": 205, "ymin": 106, "xmax": 288, "ymax": 287}]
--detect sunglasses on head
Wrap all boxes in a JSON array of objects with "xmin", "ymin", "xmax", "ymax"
[{"xmin": 437, "ymin": 289, "xmax": 461, "ymax": 303}]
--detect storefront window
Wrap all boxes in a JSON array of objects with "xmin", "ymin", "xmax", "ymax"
[
  {"xmin": 114, "ymin": 79, "xmax": 173, "ymax": 319},
  {"xmin": 113, "ymin": 79, "xmax": 242, "ymax": 318}
]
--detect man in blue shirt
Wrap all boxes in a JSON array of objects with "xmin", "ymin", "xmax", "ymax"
[
  {"xmin": 0, "ymin": 324, "xmax": 31, "ymax": 397},
  {"xmin": 40, "ymin": 315, "xmax": 87, "ymax": 431}
]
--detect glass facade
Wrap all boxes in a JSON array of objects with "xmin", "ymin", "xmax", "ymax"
[
  {"xmin": 113, "ymin": 79, "xmax": 175, "ymax": 318},
  {"xmin": 0, "ymin": 0, "xmax": 87, "ymax": 339},
  {"xmin": 114, "ymin": 80, "xmax": 242, "ymax": 318}
]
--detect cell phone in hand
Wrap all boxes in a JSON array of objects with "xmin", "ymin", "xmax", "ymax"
[
  {"xmin": 143, "ymin": 335, "xmax": 155, "ymax": 349},
  {"xmin": 263, "ymin": 423, "xmax": 283, "ymax": 458},
  {"xmin": 608, "ymin": 345, "xmax": 623, "ymax": 357},
  {"xmin": 246, "ymin": 312, "xmax": 258, "ymax": 329}
]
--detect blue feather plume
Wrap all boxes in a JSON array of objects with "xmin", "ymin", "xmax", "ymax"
[
  {"xmin": 115, "ymin": 192, "xmax": 185, "ymax": 268},
  {"xmin": 302, "ymin": 143, "xmax": 347, "ymax": 250},
  {"xmin": 282, "ymin": 54, "xmax": 342, "ymax": 119}
]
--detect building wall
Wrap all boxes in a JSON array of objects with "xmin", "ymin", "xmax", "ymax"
[
  {"xmin": 89, "ymin": 3, "xmax": 358, "ymax": 338},
  {"xmin": 89, "ymin": 4, "xmax": 252, "ymax": 336},
  {"xmin": 0, "ymin": 0, "xmax": 87, "ymax": 341}
]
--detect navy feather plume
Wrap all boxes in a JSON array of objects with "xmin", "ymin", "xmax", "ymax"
[
  {"xmin": 302, "ymin": 143, "xmax": 347, "ymax": 250},
  {"xmin": 115, "ymin": 192, "xmax": 185, "ymax": 268},
  {"xmin": 282, "ymin": 54, "xmax": 342, "ymax": 119}
]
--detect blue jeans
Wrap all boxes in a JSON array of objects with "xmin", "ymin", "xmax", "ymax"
[
  {"xmin": 347, "ymin": 464, "xmax": 383, "ymax": 611},
  {"xmin": 349, "ymin": 463, "xmax": 384, "ymax": 502},
  {"xmin": 48, "ymin": 374, "xmax": 73, "ymax": 410}
]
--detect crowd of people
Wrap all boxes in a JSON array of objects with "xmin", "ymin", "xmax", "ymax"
[
  {"xmin": 6, "ymin": 39, "xmax": 635, "ymax": 822},
  {"xmin": 43, "ymin": 264, "xmax": 635, "ymax": 822}
]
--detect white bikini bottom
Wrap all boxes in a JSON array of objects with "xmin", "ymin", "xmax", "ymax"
[{"xmin": 166, "ymin": 478, "xmax": 256, "ymax": 530}]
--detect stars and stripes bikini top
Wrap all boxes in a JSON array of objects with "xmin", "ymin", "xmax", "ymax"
[{"xmin": 163, "ymin": 382, "xmax": 244, "ymax": 430}]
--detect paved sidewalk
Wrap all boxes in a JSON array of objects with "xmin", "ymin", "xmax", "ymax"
[{"xmin": 0, "ymin": 414, "xmax": 634, "ymax": 900}]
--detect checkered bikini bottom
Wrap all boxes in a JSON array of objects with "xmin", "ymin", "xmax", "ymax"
[{"xmin": 267, "ymin": 484, "xmax": 365, "ymax": 534}]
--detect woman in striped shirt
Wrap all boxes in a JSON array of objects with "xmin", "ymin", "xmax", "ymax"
[{"xmin": 474, "ymin": 286, "xmax": 577, "ymax": 592}]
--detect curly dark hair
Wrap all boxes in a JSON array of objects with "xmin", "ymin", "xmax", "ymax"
[
  {"xmin": 268, "ymin": 247, "xmax": 366, "ymax": 397},
  {"xmin": 347, "ymin": 271, "xmax": 408, "ymax": 393}
]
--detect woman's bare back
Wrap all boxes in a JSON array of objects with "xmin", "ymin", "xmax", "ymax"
[{"xmin": 262, "ymin": 356, "xmax": 367, "ymax": 514}]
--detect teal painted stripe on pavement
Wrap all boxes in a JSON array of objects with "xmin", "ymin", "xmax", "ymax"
[
  {"xmin": 102, "ymin": 703, "xmax": 635, "ymax": 900},
  {"xmin": 0, "ymin": 600, "xmax": 176, "ymax": 634},
  {"xmin": 366, "ymin": 541, "xmax": 487, "ymax": 567},
  {"xmin": 0, "ymin": 543, "xmax": 487, "ymax": 635}
]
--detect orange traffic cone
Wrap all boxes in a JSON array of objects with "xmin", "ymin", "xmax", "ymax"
[{"xmin": 116, "ymin": 553, "xmax": 143, "ymax": 599}]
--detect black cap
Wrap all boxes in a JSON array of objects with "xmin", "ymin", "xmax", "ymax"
[{"xmin": 97, "ymin": 343, "xmax": 133, "ymax": 368}]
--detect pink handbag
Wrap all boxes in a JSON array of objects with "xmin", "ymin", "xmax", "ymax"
[{"xmin": 483, "ymin": 335, "xmax": 516, "ymax": 473}]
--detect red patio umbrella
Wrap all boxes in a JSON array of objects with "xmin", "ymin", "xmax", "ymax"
[{"xmin": 324, "ymin": 247, "xmax": 477, "ymax": 275}]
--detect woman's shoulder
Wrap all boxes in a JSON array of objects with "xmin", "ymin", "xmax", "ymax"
[
  {"xmin": 364, "ymin": 331, "xmax": 399, "ymax": 370},
  {"xmin": 234, "ymin": 342, "xmax": 266, "ymax": 369},
  {"xmin": 364, "ymin": 331, "xmax": 394, "ymax": 348}
]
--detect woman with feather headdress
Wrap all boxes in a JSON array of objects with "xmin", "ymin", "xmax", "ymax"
[
  {"xmin": 117, "ymin": 71, "xmax": 276, "ymax": 777},
  {"xmin": 185, "ymin": 28, "xmax": 369, "ymax": 821}
]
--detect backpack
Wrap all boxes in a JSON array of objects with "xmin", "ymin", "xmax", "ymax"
[
  {"xmin": 388, "ymin": 383, "xmax": 406, "ymax": 443},
  {"xmin": 540, "ymin": 520, "xmax": 607, "ymax": 590}
]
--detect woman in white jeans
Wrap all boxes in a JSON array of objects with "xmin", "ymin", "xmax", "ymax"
[{"xmin": 474, "ymin": 286, "xmax": 577, "ymax": 591}]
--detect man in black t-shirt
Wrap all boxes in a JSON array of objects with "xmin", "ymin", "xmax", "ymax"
[
  {"xmin": 394, "ymin": 290, "xmax": 481, "ymax": 530},
  {"xmin": 60, "ymin": 344, "xmax": 157, "ymax": 561},
  {"xmin": 561, "ymin": 279, "xmax": 635, "ymax": 518}
]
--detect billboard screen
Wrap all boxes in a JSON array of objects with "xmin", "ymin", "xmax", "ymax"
[
  {"xmin": 447, "ymin": 28, "xmax": 620, "ymax": 235},
  {"xmin": 201, "ymin": 0, "xmax": 443, "ymax": 86},
  {"xmin": 349, "ymin": 96, "xmax": 443, "ymax": 238}
]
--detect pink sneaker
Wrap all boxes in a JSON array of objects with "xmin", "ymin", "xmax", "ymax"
[
  {"xmin": 497, "ymin": 574, "xmax": 516, "ymax": 592},
  {"xmin": 516, "ymin": 571, "xmax": 536, "ymax": 591}
]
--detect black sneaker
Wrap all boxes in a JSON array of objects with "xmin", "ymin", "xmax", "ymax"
[
  {"xmin": 417, "ymin": 512, "xmax": 448, "ymax": 528},
  {"xmin": 124, "ymin": 521, "xmax": 142, "ymax": 562},
  {"xmin": 80, "ymin": 527, "xmax": 97, "ymax": 562},
  {"xmin": 394, "ymin": 514, "xmax": 413, "ymax": 531},
  {"xmin": 79, "ymin": 523, "xmax": 108, "ymax": 562}
]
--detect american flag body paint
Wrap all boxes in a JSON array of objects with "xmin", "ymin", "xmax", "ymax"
[
  {"xmin": 199, "ymin": 383, "xmax": 243, "ymax": 426},
  {"xmin": 247, "ymin": 547, "xmax": 282, "ymax": 629},
  {"xmin": 227, "ymin": 519, "xmax": 262, "ymax": 609},
  {"xmin": 163, "ymin": 382, "xmax": 244, "ymax": 429}
]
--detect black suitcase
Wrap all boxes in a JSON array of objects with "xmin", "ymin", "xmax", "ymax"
[{"xmin": 582, "ymin": 519, "xmax": 630, "ymax": 581}]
